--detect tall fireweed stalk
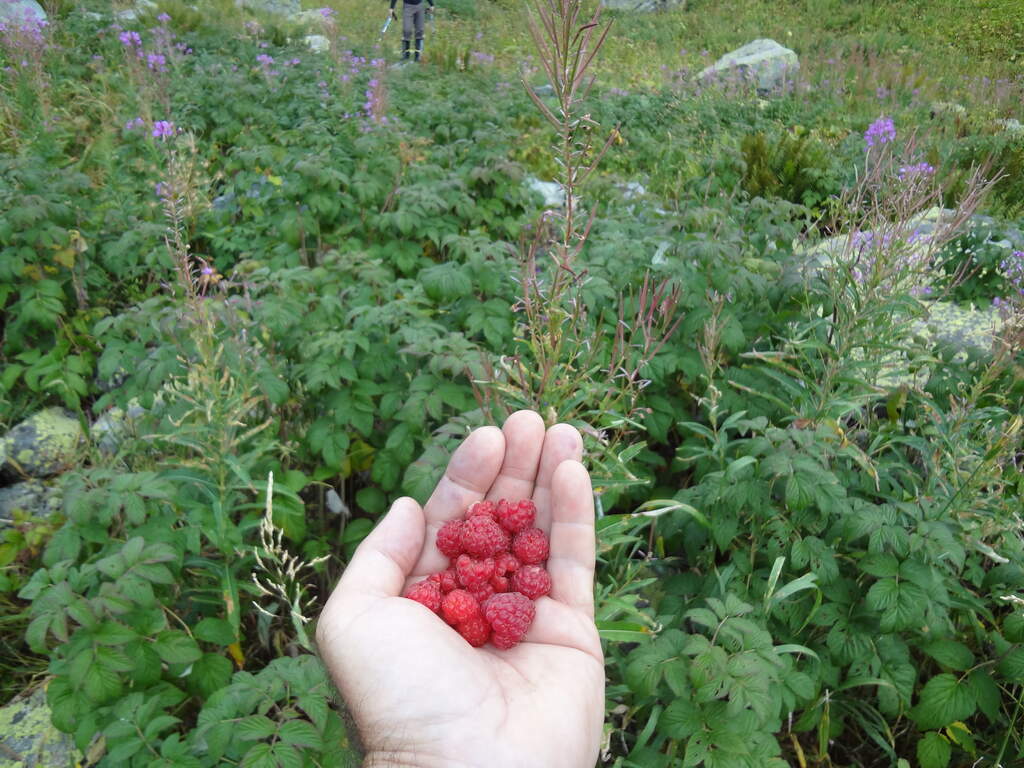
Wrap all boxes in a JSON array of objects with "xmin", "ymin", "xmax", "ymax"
[{"xmin": 476, "ymin": 0, "xmax": 682, "ymax": 497}]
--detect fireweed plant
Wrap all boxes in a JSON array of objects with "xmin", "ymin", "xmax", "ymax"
[{"xmin": 1, "ymin": 0, "xmax": 1023, "ymax": 766}]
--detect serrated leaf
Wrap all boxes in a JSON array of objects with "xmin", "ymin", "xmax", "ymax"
[
  {"xmin": 912, "ymin": 673, "xmax": 977, "ymax": 730},
  {"xmin": 923, "ymin": 638, "xmax": 975, "ymax": 671},
  {"xmin": 240, "ymin": 742, "xmax": 276, "ymax": 768},
  {"xmin": 997, "ymin": 646, "xmax": 1024, "ymax": 682},
  {"xmin": 859, "ymin": 552, "xmax": 899, "ymax": 578},
  {"xmin": 152, "ymin": 631, "xmax": 202, "ymax": 665},
  {"xmin": 278, "ymin": 719, "xmax": 322, "ymax": 749},
  {"xmin": 237, "ymin": 714, "xmax": 277, "ymax": 742},
  {"xmin": 195, "ymin": 617, "xmax": 236, "ymax": 646},
  {"xmin": 917, "ymin": 732, "xmax": 952, "ymax": 768},
  {"xmin": 661, "ymin": 698, "xmax": 700, "ymax": 739}
]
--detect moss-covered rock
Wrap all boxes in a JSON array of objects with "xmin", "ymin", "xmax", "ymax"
[
  {"xmin": 0, "ymin": 686, "xmax": 80, "ymax": 768},
  {"xmin": 0, "ymin": 409, "xmax": 83, "ymax": 480},
  {"xmin": 0, "ymin": 481, "xmax": 63, "ymax": 529}
]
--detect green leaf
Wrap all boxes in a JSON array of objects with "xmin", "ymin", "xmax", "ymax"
[
  {"xmin": 194, "ymin": 617, "xmax": 236, "ymax": 646},
  {"xmin": 968, "ymin": 670, "xmax": 1001, "ymax": 722},
  {"xmin": 277, "ymin": 719, "xmax": 322, "ymax": 749},
  {"xmin": 997, "ymin": 646, "xmax": 1024, "ymax": 682},
  {"xmin": 917, "ymin": 732, "xmax": 952, "ymax": 768},
  {"xmin": 240, "ymin": 742, "xmax": 276, "ymax": 768},
  {"xmin": 191, "ymin": 653, "xmax": 233, "ymax": 699},
  {"xmin": 922, "ymin": 639, "xmax": 975, "ymax": 671},
  {"xmin": 661, "ymin": 698, "xmax": 700, "ymax": 739},
  {"xmin": 859, "ymin": 552, "xmax": 899, "ymax": 578},
  {"xmin": 152, "ymin": 631, "xmax": 202, "ymax": 665},
  {"xmin": 94, "ymin": 621, "xmax": 138, "ymax": 646},
  {"xmin": 237, "ymin": 714, "xmax": 277, "ymax": 742},
  {"xmin": 911, "ymin": 673, "xmax": 977, "ymax": 730}
]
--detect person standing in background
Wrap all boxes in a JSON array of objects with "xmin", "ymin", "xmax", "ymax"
[{"xmin": 389, "ymin": 0, "xmax": 435, "ymax": 62}]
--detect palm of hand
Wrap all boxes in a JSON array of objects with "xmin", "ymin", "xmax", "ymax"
[{"xmin": 317, "ymin": 412, "xmax": 604, "ymax": 768}]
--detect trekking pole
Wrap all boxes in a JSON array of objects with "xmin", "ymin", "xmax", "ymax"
[{"xmin": 379, "ymin": 12, "xmax": 393, "ymax": 40}]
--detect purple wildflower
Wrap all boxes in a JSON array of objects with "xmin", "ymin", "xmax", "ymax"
[
  {"xmin": 124, "ymin": 116, "xmax": 145, "ymax": 131},
  {"xmin": 864, "ymin": 116, "xmax": 896, "ymax": 147},
  {"xmin": 319, "ymin": 6, "xmax": 335, "ymax": 17},
  {"xmin": 152, "ymin": 120, "xmax": 174, "ymax": 139},
  {"xmin": 118, "ymin": 30, "xmax": 142, "ymax": 48},
  {"xmin": 157, "ymin": 12, "xmax": 171, "ymax": 23}
]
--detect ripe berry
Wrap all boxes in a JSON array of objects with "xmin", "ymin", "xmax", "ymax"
[
  {"xmin": 441, "ymin": 589, "xmax": 481, "ymax": 626},
  {"xmin": 470, "ymin": 582, "xmax": 495, "ymax": 604},
  {"xmin": 462, "ymin": 516, "xmax": 510, "ymax": 559},
  {"xmin": 455, "ymin": 554, "xmax": 495, "ymax": 589},
  {"xmin": 404, "ymin": 579, "xmax": 442, "ymax": 613},
  {"xmin": 497, "ymin": 499, "xmax": 536, "ymax": 534},
  {"xmin": 437, "ymin": 567, "xmax": 460, "ymax": 594},
  {"xmin": 466, "ymin": 499, "xmax": 498, "ymax": 521},
  {"xmin": 495, "ymin": 552, "xmax": 521, "ymax": 575},
  {"xmin": 436, "ymin": 519, "xmax": 465, "ymax": 558},
  {"xmin": 511, "ymin": 565, "xmax": 551, "ymax": 599},
  {"xmin": 490, "ymin": 573, "xmax": 509, "ymax": 593},
  {"xmin": 512, "ymin": 528, "xmax": 549, "ymax": 565},
  {"xmin": 482, "ymin": 592, "xmax": 535, "ymax": 648},
  {"xmin": 457, "ymin": 614, "xmax": 491, "ymax": 647}
]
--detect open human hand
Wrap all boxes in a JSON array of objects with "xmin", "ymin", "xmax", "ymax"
[{"xmin": 316, "ymin": 410, "xmax": 604, "ymax": 768}]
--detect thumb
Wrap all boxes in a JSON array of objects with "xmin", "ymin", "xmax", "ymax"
[{"xmin": 337, "ymin": 497, "xmax": 425, "ymax": 598}]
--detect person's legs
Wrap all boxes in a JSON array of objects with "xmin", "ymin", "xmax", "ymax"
[
  {"xmin": 402, "ymin": 3, "xmax": 414, "ymax": 59},
  {"xmin": 413, "ymin": 6, "xmax": 424, "ymax": 61}
]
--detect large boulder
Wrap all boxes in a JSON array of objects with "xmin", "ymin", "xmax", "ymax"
[
  {"xmin": 0, "ymin": 408, "xmax": 83, "ymax": 480},
  {"xmin": 0, "ymin": 480, "xmax": 62, "ymax": 529},
  {"xmin": 698, "ymin": 39, "xmax": 798, "ymax": 94},
  {"xmin": 601, "ymin": 0, "xmax": 686, "ymax": 11},
  {"xmin": 0, "ymin": 0, "xmax": 46, "ymax": 25},
  {"xmin": 0, "ymin": 686, "xmax": 80, "ymax": 768}
]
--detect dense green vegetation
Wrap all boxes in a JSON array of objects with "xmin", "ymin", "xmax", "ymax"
[{"xmin": 1, "ymin": 0, "xmax": 1023, "ymax": 765}]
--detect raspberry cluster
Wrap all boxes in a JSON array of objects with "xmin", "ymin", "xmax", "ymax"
[{"xmin": 403, "ymin": 499, "xmax": 551, "ymax": 649}]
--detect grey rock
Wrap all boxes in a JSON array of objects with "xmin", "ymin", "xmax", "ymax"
[
  {"xmin": 0, "ymin": 480, "xmax": 62, "ymax": 529},
  {"xmin": 526, "ymin": 176, "xmax": 565, "ymax": 208},
  {"xmin": 1, "ymin": 409, "xmax": 83, "ymax": 480},
  {"xmin": 235, "ymin": 0, "xmax": 301, "ymax": 16},
  {"xmin": 0, "ymin": 686, "xmax": 80, "ymax": 767},
  {"xmin": 698, "ymin": 39, "xmax": 799, "ymax": 94},
  {"xmin": 90, "ymin": 400, "xmax": 147, "ymax": 454},
  {"xmin": 532, "ymin": 83, "xmax": 554, "ymax": 97},
  {"xmin": 304, "ymin": 34, "xmax": 329, "ymax": 53},
  {"xmin": 0, "ymin": 0, "xmax": 46, "ymax": 25},
  {"xmin": 601, "ymin": 0, "xmax": 686, "ymax": 11}
]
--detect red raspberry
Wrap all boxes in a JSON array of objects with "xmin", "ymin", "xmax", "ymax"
[
  {"xmin": 436, "ymin": 519, "xmax": 465, "ymax": 558},
  {"xmin": 490, "ymin": 574, "xmax": 509, "ymax": 593},
  {"xmin": 466, "ymin": 500, "xmax": 498, "ymax": 521},
  {"xmin": 461, "ymin": 516, "xmax": 510, "ymax": 559},
  {"xmin": 457, "ymin": 615, "xmax": 491, "ymax": 647},
  {"xmin": 491, "ymin": 632, "xmax": 521, "ymax": 650},
  {"xmin": 482, "ymin": 592, "xmax": 534, "ymax": 648},
  {"xmin": 437, "ymin": 567, "xmax": 460, "ymax": 594},
  {"xmin": 512, "ymin": 528, "xmax": 549, "ymax": 565},
  {"xmin": 511, "ymin": 565, "xmax": 551, "ymax": 599},
  {"xmin": 441, "ymin": 589, "xmax": 481, "ymax": 626},
  {"xmin": 497, "ymin": 499, "xmax": 536, "ymax": 534},
  {"xmin": 470, "ymin": 582, "xmax": 495, "ymax": 604},
  {"xmin": 404, "ymin": 579, "xmax": 442, "ymax": 613},
  {"xmin": 495, "ymin": 552, "xmax": 521, "ymax": 575},
  {"xmin": 455, "ymin": 555, "xmax": 495, "ymax": 589}
]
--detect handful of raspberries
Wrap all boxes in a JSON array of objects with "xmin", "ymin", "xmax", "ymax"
[{"xmin": 403, "ymin": 498, "xmax": 551, "ymax": 649}]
